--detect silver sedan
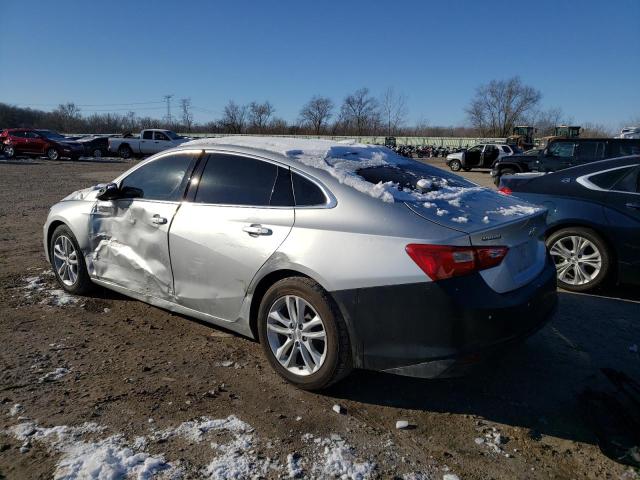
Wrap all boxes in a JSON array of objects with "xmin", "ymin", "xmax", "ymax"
[{"xmin": 44, "ymin": 137, "xmax": 557, "ymax": 390}]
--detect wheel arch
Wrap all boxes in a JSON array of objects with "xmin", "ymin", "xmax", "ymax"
[
  {"xmin": 45, "ymin": 220, "xmax": 67, "ymax": 262},
  {"xmin": 544, "ymin": 221, "xmax": 618, "ymax": 276},
  {"xmin": 247, "ymin": 267, "xmax": 362, "ymax": 368}
]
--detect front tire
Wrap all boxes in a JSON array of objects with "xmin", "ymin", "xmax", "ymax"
[
  {"xmin": 50, "ymin": 225, "xmax": 94, "ymax": 295},
  {"xmin": 4, "ymin": 145, "xmax": 15, "ymax": 158},
  {"xmin": 46, "ymin": 147, "xmax": 60, "ymax": 161},
  {"xmin": 448, "ymin": 159, "xmax": 462, "ymax": 171},
  {"xmin": 546, "ymin": 227, "xmax": 610, "ymax": 292},
  {"xmin": 92, "ymin": 148, "xmax": 103, "ymax": 158},
  {"xmin": 257, "ymin": 277, "xmax": 352, "ymax": 390}
]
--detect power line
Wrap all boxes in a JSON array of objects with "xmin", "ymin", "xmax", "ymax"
[{"xmin": 11, "ymin": 101, "xmax": 165, "ymax": 107}]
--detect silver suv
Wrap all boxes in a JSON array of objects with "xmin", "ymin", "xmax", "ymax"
[{"xmin": 44, "ymin": 137, "xmax": 557, "ymax": 390}]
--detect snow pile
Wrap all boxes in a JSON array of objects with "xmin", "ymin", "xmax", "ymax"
[
  {"xmin": 39, "ymin": 367, "xmax": 71, "ymax": 383},
  {"xmin": 152, "ymin": 415, "xmax": 276, "ymax": 479},
  {"xmin": 7, "ymin": 420, "xmax": 172, "ymax": 479},
  {"xmin": 287, "ymin": 453, "xmax": 303, "ymax": 478},
  {"xmin": 8, "ymin": 404, "xmax": 24, "ymax": 416},
  {"xmin": 475, "ymin": 427, "xmax": 510, "ymax": 456}
]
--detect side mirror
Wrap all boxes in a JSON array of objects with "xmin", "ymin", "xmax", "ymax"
[{"xmin": 96, "ymin": 183, "xmax": 120, "ymax": 201}]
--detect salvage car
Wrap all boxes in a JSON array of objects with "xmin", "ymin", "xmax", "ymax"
[
  {"xmin": 76, "ymin": 135, "xmax": 110, "ymax": 158},
  {"xmin": 499, "ymin": 156, "xmax": 640, "ymax": 292},
  {"xmin": 108, "ymin": 129, "xmax": 189, "ymax": 159},
  {"xmin": 491, "ymin": 138, "xmax": 640, "ymax": 185},
  {"xmin": 1, "ymin": 128, "xmax": 84, "ymax": 160},
  {"xmin": 44, "ymin": 137, "xmax": 557, "ymax": 390},
  {"xmin": 446, "ymin": 143, "xmax": 516, "ymax": 172}
]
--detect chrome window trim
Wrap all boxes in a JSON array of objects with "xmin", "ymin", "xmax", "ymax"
[
  {"xmin": 576, "ymin": 164, "xmax": 640, "ymax": 195},
  {"xmin": 189, "ymin": 149, "xmax": 337, "ymax": 210}
]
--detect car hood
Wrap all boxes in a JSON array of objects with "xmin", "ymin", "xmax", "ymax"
[
  {"xmin": 446, "ymin": 152, "xmax": 463, "ymax": 161},
  {"xmin": 61, "ymin": 184, "xmax": 106, "ymax": 201}
]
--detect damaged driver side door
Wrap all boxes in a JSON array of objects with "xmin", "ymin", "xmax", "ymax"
[{"xmin": 88, "ymin": 152, "xmax": 197, "ymax": 299}]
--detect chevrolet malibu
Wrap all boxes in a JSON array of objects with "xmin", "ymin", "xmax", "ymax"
[{"xmin": 44, "ymin": 137, "xmax": 557, "ymax": 390}]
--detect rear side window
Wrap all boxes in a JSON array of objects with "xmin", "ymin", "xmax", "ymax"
[
  {"xmin": 142, "ymin": 131, "xmax": 153, "ymax": 140},
  {"xmin": 611, "ymin": 142, "xmax": 640, "ymax": 157},
  {"xmin": 613, "ymin": 167, "xmax": 640, "ymax": 193},
  {"xmin": 292, "ymin": 173, "xmax": 327, "ymax": 206},
  {"xmin": 501, "ymin": 145, "xmax": 512, "ymax": 153},
  {"xmin": 195, "ymin": 154, "xmax": 284, "ymax": 206},
  {"xmin": 120, "ymin": 153, "xmax": 194, "ymax": 201},
  {"xmin": 575, "ymin": 142, "xmax": 605, "ymax": 162},
  {"xmin": 589, "ymin": 167, "xmax": 633, "ymax": 190},
  {"xmin": 154, "ymin": 131, "xmax": 169, "ymax": 141}
]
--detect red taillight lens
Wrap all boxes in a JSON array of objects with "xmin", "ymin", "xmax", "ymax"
[
  {"xmin": 498, "ymin": 186, "xmax": 512, "ymax": 195},
  {"xmin": 406, "ymin": 244, "xmax": 508, "ymax": 280}
]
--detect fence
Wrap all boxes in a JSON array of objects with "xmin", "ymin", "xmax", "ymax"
[{"xmin": 182, "ymin": 133, "xmax": 507, "ymax": 148}]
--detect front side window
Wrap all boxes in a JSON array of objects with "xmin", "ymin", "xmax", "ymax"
[
  {"xmin": 142, "ymin": 131, "xmax": 153, "ymax": 140},
  {"xmin": 501, "ymin": 145, "xmax": 512, "ymax": 153},
  {"xmin": 468, "ymin": 145, "xmax": 483, "ymax": 153},
  {"xmin": 195, "ymin": 154, "xmax": 284, "ymax": 206},
  {"xmin": 548, "ymin": 141, "xmax": 575, "ymax": 158},
  {"xmin": 120, "ymin": 153, "xmax": 194, "ymax": 201},
  {"xmin": 154, "ymin": 131, "xmax": 170, "ymax": 141}
]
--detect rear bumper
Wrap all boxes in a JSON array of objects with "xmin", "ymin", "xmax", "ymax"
[{"xmin": 333, "ymin": 256, "xmax": 557, "ymax": 378}]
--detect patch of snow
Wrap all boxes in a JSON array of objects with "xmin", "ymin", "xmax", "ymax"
[
  {"xmin": 40, "ymin": 367, "xmax": 70, "ymax": 383},
  {"xmin": 332, "ymin": 404, "xmax": 345, "ymax": 414},
  {"xmin": 396, "ymin": 420, "xmax": 410, "ymax": 430},
  {"xmin": 287, "ymin": 452, "xmax": 303, "ymax": 478},
  {"xmin": 451, "ymin": 216, "xmax": 468, "ymax": 224},
  {"xmin": 436, "ymin": 208, "xmax": 449, "ymax": 217},
  {"xmin": 417, "ymin": 178, "xmax": 433, "ymax": 190},
  {"xmin": 482, "ymin": 215, "xmax": 490, "ymax": 224},
  {"xmin": 301, "ymin": 434, "xmax": 375, "ymax": 479},
  {"xmin": 22, "ymin": 275, "xmax": 79, "ymax": 307},
  {"xmin": 443, "ymin": 475, "xmax": 461, "ymax": 480},
  {"xmin": 48, "ymin": 289, "xmax": 79, "ymax": 306},
  {"xmin": 8, "ymin": 404, "xmax": 24, "ymax": 416},
  {"xmin": 487, "ymin": 205, "xmax": 542, "ymax": 217}
]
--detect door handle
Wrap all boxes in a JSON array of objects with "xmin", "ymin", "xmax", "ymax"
[
  {"xmin": 242, "ymin": 224, "xmax": 272, "ymax": 236},
  {"xmin": 151, "ymin": 214, "xmax": 168, "ymax": 225},
  {"xmin": 626, "ymin": 202, "xmax": 640, "ymax": 210}
]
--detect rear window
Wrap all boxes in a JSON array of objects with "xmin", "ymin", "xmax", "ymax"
[{"xmin": 356, "ymin": 163, "xmax": 470, "ymax": 192}]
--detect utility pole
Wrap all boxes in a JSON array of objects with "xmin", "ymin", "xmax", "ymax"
[{"xmin": 163, "ymin": 94, "xmax": 174, "ymax": 126}]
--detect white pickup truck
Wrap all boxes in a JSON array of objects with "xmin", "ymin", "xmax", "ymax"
[{"xmin": 108, "ymin": 129, "xmax": 190, "ymax": 158}]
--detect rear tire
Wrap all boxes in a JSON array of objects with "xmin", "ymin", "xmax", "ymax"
[
  {"xmin": 4, "ymin": 145, "xmax": 15, "ymax": 158},
  {"xmin": 50, "ymin": 225, "xmax": 94, "ymax": 295},
  {"xmin": 118, "ymin": 145, "xmax": 133, "ymax": 159},
  {"xmin": 92, "ymin": 148, "xmax": 103, "ymax": 158},
  {"xmin": 546, "ymin": 227, "xmax": 611, "ymax": 292},
  {"xmin": 449, "ymin": 159, "xmax": 462, "ymax": 171},
  {"xmin": 257, "ymin": 277, "xmax": 352, "ymax": 390}
]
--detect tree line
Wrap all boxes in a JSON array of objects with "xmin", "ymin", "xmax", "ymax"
[{"xmin": 0, "ymin": 78, "xmax": 614, "ymax": 138}]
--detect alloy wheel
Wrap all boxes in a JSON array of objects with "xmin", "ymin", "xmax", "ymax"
[
  {"xmin": 52, "ymin": 235, "xmax": 79, "ymax": 286},
  {"xmin": 266, "ymin": 295, "xmax": 327, "ymax": 376},
  {"xmin": 550, "ymin": 235, "xmax": 602, "ymax": 286},
  {"xmin": 47, "ymin": 148, "xmax": 59, "ymax": 160}
]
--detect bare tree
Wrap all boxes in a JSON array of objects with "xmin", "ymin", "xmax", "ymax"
[
  {"xmin": 466, "ymin": 77, "xmax": 541, "ymax": 137},
  {"xmin": 180, "ymin": 98, "xmax": 194, "ymax": 132},
  {"xmin": 220, "ymin": 100, "xmax": 247, "ymax": 134},
  {"xmin": 581, "ymin": 122, "xmax": 614, "ymax": 138},
  {"xmin": 340, "ymin": 88, "xmax": 380, "ymax": 135},
  {"xmin": 380, "ymin": 87, "xmax": 408, "ymax": 136},
  {"xmin": 299, "ymin": 96, "xmax": 334, "ymax": 135},
  {"xmin": 248, "ymin": 101, "xmax": 275, "ymax": 133},
  {"xmin": 52, "ymin": 102, "xmax": 82, "ymax": 132}
]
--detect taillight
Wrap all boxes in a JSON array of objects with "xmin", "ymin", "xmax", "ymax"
[
  {"xmin": 405, "ymin": 244, "xmax": 508, "ymax": 281},
  {"xmin": 498, "ymin": 186, "xmax": 512, "ymax": 195}
]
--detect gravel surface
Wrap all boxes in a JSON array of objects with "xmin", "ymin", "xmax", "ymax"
[{"xmin": 1, "ymin": 155, "xmax": 639, "ymax": 479}]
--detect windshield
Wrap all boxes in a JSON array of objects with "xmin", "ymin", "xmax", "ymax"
[{"xmin": 36, "ymin": 130, "xmax": 66, "ymax": 140}]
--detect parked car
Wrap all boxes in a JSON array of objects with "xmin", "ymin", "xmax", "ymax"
[
  {"xmin": 76, "ymin": 135, "xmax": 110, "ymax": 158},
  {"xmin": 491, "ymin": 138, "xmax": 640, "ymax": 185},
  {"xmin": 446, "ymin": 143, "xmax": 517, "ymax": 171},
  {"xmin": 618, "ymin": 126, "xmax": 640, "ymax": 139},
  {"xmin": 44, "ymin": 137, "xmax": 557, "ymax": 390},
  {"xmin": 498, "ymin": 156, "xmax": 640, "ymax": 292},
  {"xmin": 108, "ymin": 129, "xmax": 189, "ymax": 159},
  {"xmin": 1, "ymin": 128, "xmax": 84, "ymax": 160}
]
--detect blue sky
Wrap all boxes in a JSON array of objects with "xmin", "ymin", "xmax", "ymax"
[{"xmin": 1, "ymin": 0, "xmax": 638, "ymax": 128}]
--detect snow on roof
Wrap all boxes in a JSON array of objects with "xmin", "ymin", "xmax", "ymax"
[{"xmin": 183, "ymin": 136, "xmax": 543, "ymax": 224}]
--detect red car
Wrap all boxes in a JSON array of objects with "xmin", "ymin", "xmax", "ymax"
[{"xmin": 1, "ymin": 128, "xmax": 84, "ymax": 160}]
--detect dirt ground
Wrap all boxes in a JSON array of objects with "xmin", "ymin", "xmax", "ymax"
[{"xmin": 1, "ymin": 155, "xmax": 639, "ymax": 479}]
